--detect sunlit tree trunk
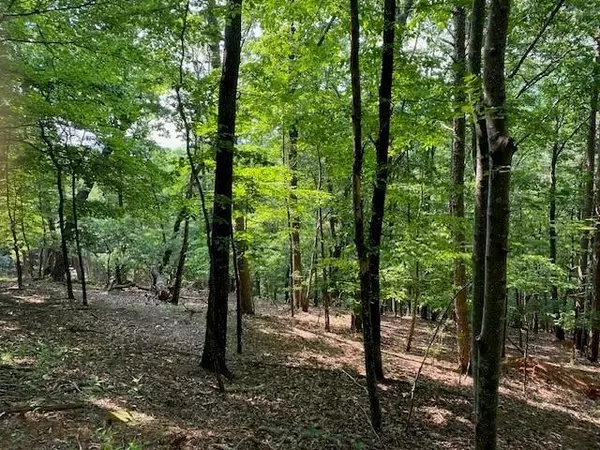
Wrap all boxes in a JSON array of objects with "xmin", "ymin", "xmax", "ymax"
[
  {"xmin": 289, "ymin": 126, "xmax": 306, "ymax": 311},
  {"xmin": 475, "ymin": 1, "xmax": 513, "ymax": 448},
  {"xmin": 4, "ymin": 150, "xmax": 23, "ymax": 290},
  {"xmin": 200, "ymin": 0, "xmax": 243, "ymax": 377},
  {"xmin": 235, "ymin": 216, "xmax": 254, "ymax": 314},
  {"xmin": 451, "ymin": 5, "xmax": 470, "ymax": 375}
]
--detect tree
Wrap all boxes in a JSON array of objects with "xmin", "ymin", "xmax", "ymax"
[
  {"xmin": 200, "ymin": 0, "xmax": 243, "ymax": 376},
  {"xmin": 475, "ymin": 1, "xmax": 514, "ymax": 449},
  {"xmin": 450, "ymin": 4, "xmax": 470, "ymax": 375},
  {"xmin": 349, "ymin": 0, "xmax": 382, "ymax": 432}
]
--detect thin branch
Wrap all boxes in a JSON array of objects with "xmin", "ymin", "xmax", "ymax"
[{"xmin": 507, "ymin": 0, "xmax": 566, "ymax": 79}]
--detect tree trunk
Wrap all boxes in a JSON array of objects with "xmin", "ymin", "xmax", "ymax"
[
  {"xmin": 451, "ymin": 5, "xmax": 470, "ymax": 375},
  {"xmin": 350, "ymin": 0, "xmax": 381, "ymax": 431},
  {"xmin": 550, "ymin": 144, "xmax": 564, "ymax": 340},
  {"xmin": 170, "ymin": 217, "xmax": 189, "ymax": 306},
  {"xmin": 475, "ymin": 2, "xmax": 513, "ymax": 449},
  {"xmin": 4, "ymin": 154, "xmax": 23, "ymax": 290},
  {"xmin": 200, "ymin": 0, "xmax": 243, "ymax": 377},
  {"xmin": 56, "ymin": 167, "xmax": 75, "ymax": 300},
  {"xmin": 71, "ymin": 173, "xmax": 87, "ymax": 306},
  {"xmin": 235, "ymin": 216, "xmax": 254, "ymax": 314},
  {"xmin": 289, "ymin": 126, "xmax": 306, "ymax": 311},
  {"xmin": 367, "ymin": 0, "xmax": 396, "ymax": 383},
  {"xmin": 588, "ymin": 37, "xmax": 600, "ymax": 361},
  {"xmin": 469, "ymin": 0, "xmax": 488, "ymax": 393}
]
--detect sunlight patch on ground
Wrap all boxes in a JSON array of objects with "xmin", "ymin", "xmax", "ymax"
[
  {"xmin": 90, "ymin": 397, "xmax": 156, "ymax": 425},
  {"xmin": 422, "ymin": 405, "xmax": 453, "ymax": 426}
]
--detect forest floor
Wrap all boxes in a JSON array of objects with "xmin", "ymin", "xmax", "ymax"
[{"xmin": 1, "ymin": 282, "xmax": 599, "ymax": 450}]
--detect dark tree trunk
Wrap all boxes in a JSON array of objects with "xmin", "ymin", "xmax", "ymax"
[
  {"xmin": 170, "ymin": 217, "xmax": 189, "ymax": 306},
  {"xmin": 200, "ymin": 0, "xmax": 243, "ymax": 377},
  {"xmin": 475, "ymin": 1, "xmax": 513, "ymax": 449},
  {"xmin": 550, "ymin": 143, "xmax": 564, "ymax": 340},
  {"xmin": 589, "ymin": 38, "xmax": 600, "ymax": 362},
  {"xmin": 289, "ymin": 126, "xmax": 306, "ymax": 311},
  {"xmin": 451, "ymin": 5, "xmax": 470, "ymax": 375},
  {"xmin": 350, "ymin": 0, "xmax": 381, "ymax": 432},
  {"xmin": 367, "ymin": 0, "xmax": 396, "ymax": 383},
  {"xmin": 71, "ymin": 173, "xmax": 87, "ymax": 306},
  {"xmin": 235, "ymin": 216, "xmax": 254, "ymax": 314},
  {"xmin": 56, "ymin": 167, "xmax": 75, "ymax": 300},
  {"xmin": 469, "ymin": 0, "xmax": 488, "ymax": 394}
]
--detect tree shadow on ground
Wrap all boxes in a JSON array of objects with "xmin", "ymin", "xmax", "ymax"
[{"xmin": 1, "ymin": 284, "xmax": 599, "ymax": 449}]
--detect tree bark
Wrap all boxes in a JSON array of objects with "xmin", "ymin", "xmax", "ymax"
[
  {"xmin": 590, "ymin": 36, "xmax": 600, "ymax": 362},
  {"xmin": 71, "ymin": 172, "xmax": 87, "ymax": 306},
  {"xmin": 451, "ymin": 5, "xmax": 470, "ymax": 375},
  {"xmin": 235, "ymin": 216, "xmax": 254, "ymax": 314},
  {"xmin": 350, "ymin": 0, "xmax": 381, "ymax": 432},
  {"xmin": 170, "ymin": 217, "xmax": 189, "ymax": 306},
  {"xmin": 367, "ymin": 0, "xmax": 396, "ymax": 383},
  {"xmin": 550, "ymin": 143, "xmax": 564, "ymax": 340},
  {"xmin": 4, "ymin": 150, "xmax": 23, "ymax": 290},
  {"xmin": 475, "ymin": 2, "xmax": 513, "ymax": 449},
  {"xmin": 200, "ymin": 0, "xmax": 243, "ymax": 377},
  {"xmin": 56, "ymin": 166, "xmax": 75, "ymax": 300},
  {"xmin": 289, "ymin": 126, "xmax": 306, "ymax": 311}
]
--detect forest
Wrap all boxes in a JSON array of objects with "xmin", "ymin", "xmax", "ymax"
[{"xmin": 1, "ymin": 0, "xmax": 600, "ymax": 449}]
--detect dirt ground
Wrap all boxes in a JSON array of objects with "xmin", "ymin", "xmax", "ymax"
[{"xmin": 1, "ymin": 282, "xmax": 599, "ymax": 449}]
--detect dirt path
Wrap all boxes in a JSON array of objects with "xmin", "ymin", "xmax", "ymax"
[{"xmin": 1, "ymin": 283, "xmax": 599, "ymax": 449}]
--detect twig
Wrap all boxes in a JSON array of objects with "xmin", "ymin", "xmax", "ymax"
[
  {"xmin": 353, "ymin": 397, "xmax": 380, "ymax": 439},
  {"xmin": 404, "ymin": 281, "xmax": 472, "ymax": 433},
  {"xmin": 341, "ymin": 368, "xmax": 368, "ymax": 394}
]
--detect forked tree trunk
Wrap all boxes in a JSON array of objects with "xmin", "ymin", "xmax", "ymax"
[
  {"xmin": 200, "ymin": 0, "xmax": 243, "ymax": 377},
  {"xmin": 235, "ymin": 216, "xmax": 254, "ymax": 314},
  {"xmin": 468, "ymin": 0, "xmax": 488, "ymax": 397},
  {"xmin": 349, "ymin": 0, "xmax": 381, "ymax": 432},
  {"xmin": 451, "ymin": 5, "xmax": 470, "ymax": 375},
  {"xmin": 475, "ymin": 1, "xmax": 513, "ymax": 449}
]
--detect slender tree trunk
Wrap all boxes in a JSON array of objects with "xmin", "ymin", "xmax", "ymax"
[
  {"xmin": 589, "ymin": 37, "xmax": 600, "ymax": 362},
  {"xmin": 550, "ymin": 143, "xmax": 564, "ymax": 340},
  {"xmin": 451, "ymin": 5, "xmax": 470, "ymax": 375},
  {"xmin": 56, "ymin": 167, "xmax": 74, "ymax": 300},
  {"xmin": 18, "ymin": 197, "xmax": 34, "ymax": 279},
  {"xmin": 588, "ymin": 36, "xmax": 600, "ymax": 362},
  {"xmin": 350, "ymin": 0, "xmax": 381, "ymax": 432},
  {"xmin": 4, "ymin": 153, "xmax": 23, "ymax": 290},
  {"xmin": 71, "ymin": 172, "xmax": 87, "ymax": 306},
  {"xmin": 231, "ymin": 225, "xmax": 243, "ymax": 354},
  {"xmin": 406, "ymin": 263, "xmax": 420, "ymax": 352},
  {"xmin": 170, "ymin": 217, "xmax": 189, "ymax": 306},
  {"xmin": 367, "ymin": 0, "xmax": 396, "ymax": 383},
  {"xmin": 469, "ymin": 0, "xmax": 488, "ymax": 392},
  {"xmin": 200, "ymin": 0, "xmax": 243, "ymax": 377},
  {"xmin": 475, "ymin": 2, "xmax": 513, "ymax": 449},
  {"xmin": 289, "ymin": 126, "xmax": 306, "ymax": 311},
  {"xmin": 235, "ymin": 216, "xmax": 254, "ymax": 314}
]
